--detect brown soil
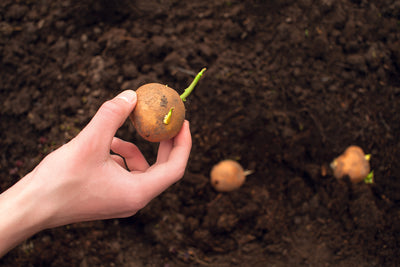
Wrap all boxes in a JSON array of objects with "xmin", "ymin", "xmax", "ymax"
[{"xmin": 1, "ymin": 0, "xmax": 400, "ymax": 266}]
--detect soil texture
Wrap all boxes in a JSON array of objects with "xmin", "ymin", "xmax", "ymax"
[{"xmin": 1, "ymin": 0, "xmax": 400, "ymax": 266}]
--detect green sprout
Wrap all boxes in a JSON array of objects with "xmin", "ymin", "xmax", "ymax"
[
  {"xmin": 163, "ymin": 68, "xmax": 206, "ymax": 125},
  {"xmin": 180, "ymin": 68, "xmax": 207, "ymax": 102},
  {"xmin": 364, "ymin": 171, "xmax": 374, "ymax": 184},
  {"xmin": 363, "ymin": 154, "xmax": 374, "ymax": 184}
]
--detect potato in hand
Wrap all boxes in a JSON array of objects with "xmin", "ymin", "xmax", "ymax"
[{"xmin": 129, "ymin": 68, "xmax": 206, "ymax": 142}]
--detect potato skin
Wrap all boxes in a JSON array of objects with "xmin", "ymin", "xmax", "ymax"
[
  {"xmin": 210, "ymin": 160, "xmax": 246, "ymax": 192},
  {"xmin": 332, "ymin": 146, "xmax": 370, "ymax": 183},
  {"xmin": 129, "ymin": 83, "xmax": 185, "ymax": 142}
]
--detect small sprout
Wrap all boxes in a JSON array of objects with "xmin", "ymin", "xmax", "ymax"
[
  {"xmin": 330, "ymin": 145, "xmax": 371, "ymax": 184},
  {"xmin": 163, "ymin": 107, "xmax": 174, "ymax": 125},
  {"xmin": 364, "ymin": 170, "xmax": 374, "ymax": 184},
  {"xmin": 210, "ymin": 160, "xmax": 253, "ymax": 192},
  {"xmin": 363, "ymin": 154, "xmax": 374, "ymax": 184}
]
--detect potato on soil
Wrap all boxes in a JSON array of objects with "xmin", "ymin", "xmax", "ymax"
[
  {"xmin": 330, "ymin": 145, "xmax": 370, "ymax": 183},
  {"xmin": 129, "ymin": 83, "xmax": 185, "ymax": 142},
  {"xmin": 210, "ymin": 160, "xmax": 248, "ymax": 192}
]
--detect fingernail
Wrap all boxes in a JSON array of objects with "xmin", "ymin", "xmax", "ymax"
[{"xmin": 116, "ymin": 90, "xmax": 136, "ymax": 104}]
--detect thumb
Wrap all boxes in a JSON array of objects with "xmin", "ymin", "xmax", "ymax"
[{"xmin": 78, "ymin": 90, "xmax": 137, "ymax": 147}]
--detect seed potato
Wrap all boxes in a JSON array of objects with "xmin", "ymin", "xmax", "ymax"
[{"xmin": 129, "ymin": 83, "xmax": 185, "ymax": 142}]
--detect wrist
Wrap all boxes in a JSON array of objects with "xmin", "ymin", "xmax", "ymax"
[{"xmin": 0, "ymin": 172, "xmax": 53, "ymax": 256}]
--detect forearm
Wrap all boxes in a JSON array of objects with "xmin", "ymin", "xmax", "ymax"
[{"xmin": 0, "ymin": 172, "xmax": 51, "ymax": 257}]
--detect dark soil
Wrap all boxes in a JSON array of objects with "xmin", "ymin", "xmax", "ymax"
[{"xmin": 1, "ymin": 0, "xmax": 400, "ymax": 266}]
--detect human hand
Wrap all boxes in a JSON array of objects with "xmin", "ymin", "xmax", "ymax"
[
  {"xmin": 36, "ymin": 89, "xmax": 191, "ymax": 226},
  {"xmin": 0, "ymin": 90, "xmax": 191, "ymax": 255}
]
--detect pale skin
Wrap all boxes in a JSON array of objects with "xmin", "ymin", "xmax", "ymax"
[{"xmin": 0, "ymin": 90, "xmax": 192, "ymax": 257}]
